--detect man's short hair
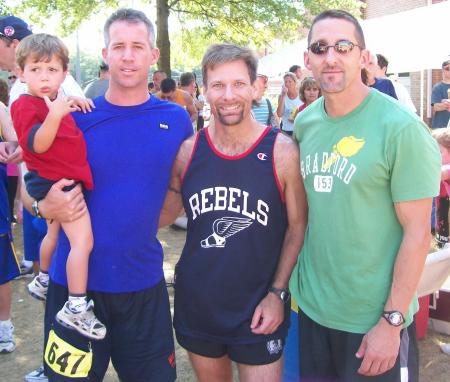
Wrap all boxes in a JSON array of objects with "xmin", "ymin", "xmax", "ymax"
[
  {"xmin": 307, "ymin": 10, "xmax": 365, "ymax": 49},
  {"xmin": 160, "ymin": 78, "xmax": 176, "ymax": 93},
  {"xmin": 289, "ymin": 65, "xmax": 301, "ymax": 73},
  {"xmin": 104, "ymin": 8, "xmax": 155, "ymax": 48},
  {"xmin": 100, "ymin": 62, "xmax": 109, "ymax": 72},
  {"xmin": 16, "ymin": 33, "xmax": 69, "ymax": 71},
  {"xmin": 179, "ymin": 72, "xmax": 195, "ymax": 87},
  {"xmin": 153, "ymin": 70, "xmax": 166, "ymax": 78},
  {"xmin": 442, "ymin": 59, "xmax": 450, "ymax": 68},
  {"xmin": 201, "ymin": 43, "xmax": 258, "ymax": 87},
  {"xmin": 376, "ymin": 54, "xmax": 388, "ymax": 70},
  {"xmin": 0, "ymin": 16, "xmax": 32, "ymax": 41}
]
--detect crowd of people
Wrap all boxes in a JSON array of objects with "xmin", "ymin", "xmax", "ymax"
[{"xmin": 0, "ymin": 6, "xmax": 449, "ymax": 382}]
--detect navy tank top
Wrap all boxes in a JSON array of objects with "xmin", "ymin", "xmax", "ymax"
[{"xmin": 174, "ymin": 127, "xmax": 289, "ymax": 344}]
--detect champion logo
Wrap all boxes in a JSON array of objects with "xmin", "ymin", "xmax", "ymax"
[
  {"xmin": 4, "ymin": 26, "xmax": 14, "ymax": 37},
  {"xmin": 267, "ymin": 339, "xmax": 283, "ymax": 355},
  {"xmin": 257, "ymin": 152, "xmax": 268, "ymax": 161},
  {"xmin": 159, "ymin": 123, "xmax": 169, "ymax": 129}
]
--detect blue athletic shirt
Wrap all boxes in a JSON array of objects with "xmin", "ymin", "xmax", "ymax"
[
  {"xmin": 174, "ymin": 127, "xmax": 289, "ymax": 344},
  {"xmin": 49, "ymin": 95, "xmax": 193, "ymax": 293}
]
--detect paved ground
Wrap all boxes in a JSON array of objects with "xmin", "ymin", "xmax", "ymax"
[{"xmin": 1, "ymin": 225, "xmax": 449, "ymax": 381}]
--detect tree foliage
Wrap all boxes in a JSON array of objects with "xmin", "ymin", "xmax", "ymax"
[{"xmin": 16, "ymin": 0, "xmax": 364, "ymax": 75}]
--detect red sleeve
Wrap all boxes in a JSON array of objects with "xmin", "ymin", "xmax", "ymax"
[{"xmin": 10, "ymin": 96, "xmax": 43, "ymax": 150}]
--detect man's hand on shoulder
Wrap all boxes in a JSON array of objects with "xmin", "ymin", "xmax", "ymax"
[{"xmin": 356, "ymin": 319, "xmax": 402, "ymax": 376}]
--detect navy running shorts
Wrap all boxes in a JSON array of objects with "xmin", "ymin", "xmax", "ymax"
[
  {"xmin": 176, "ymin": 333, "xmax": 285, "ymax": 366},
  {"xmin": 0, "ymin": 233, "xmax": 19, "ymax": 285},
  {"xmin": 43, "ymin": 278, "xmax": 176, "ymax": 382}
]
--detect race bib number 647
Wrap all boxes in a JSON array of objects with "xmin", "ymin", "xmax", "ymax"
[{"xmin": 45, "ymin": 330, "xmax": 93, "ymax": 378}]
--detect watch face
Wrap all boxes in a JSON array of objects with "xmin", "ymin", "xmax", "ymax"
[{"xmin": 389, "ymin": 312, "xmax": 403, "ymax": 326}]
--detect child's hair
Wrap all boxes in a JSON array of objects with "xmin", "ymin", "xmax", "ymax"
[
  {"xmin": 16, "ymin": 33, "xmax": 69, "ymax": 71},
  {"xmin": 299, "ymin": 77, "xmax": 321, "ymax": 103},
  {"xmin": 432, "ymin": 128, "xmax": 450, "ymax": 150}
]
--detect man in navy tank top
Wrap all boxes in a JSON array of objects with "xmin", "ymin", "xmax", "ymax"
[
  {"xmin": 160, "ymin": 44, "xmax": 307, "ymax": 381},
  {"xmin": 21, "ymin": 9, "xmax": 192, "ymax": 382}
]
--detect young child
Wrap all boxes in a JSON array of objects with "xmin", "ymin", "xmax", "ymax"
[
  {"xmin": 432, "ymin": 128, "xmax": 450, "ymax": 248},
  {"xmin": 10, "ymin": 33, "xmax": 106, "ymax": 340}
]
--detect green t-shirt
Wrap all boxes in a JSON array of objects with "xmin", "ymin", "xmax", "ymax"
[{"xmin": 290, "ymin": 89, "xmax": 441, "ymax": 334}]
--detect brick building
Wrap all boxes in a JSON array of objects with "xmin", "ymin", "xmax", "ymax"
[{"xmin": 362, "ymin": 0, "xmax": 448, "ymax": 126}]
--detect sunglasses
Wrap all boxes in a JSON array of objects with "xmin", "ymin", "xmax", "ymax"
[
  {"xmin": 443, "ymin": 66, "xmax": 450, "ymax": 71},
  {"xmin": 308, "ymin": 40, "xmax": 361, "ymax": 55},
  {"xmin": 8, "ymin": 75, "xmax": 16, "ymax": 80}
]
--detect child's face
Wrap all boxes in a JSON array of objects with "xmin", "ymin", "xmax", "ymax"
[
  {"xmin": 19, "ymin": 54, "xmax": 67, "ymax": 99},
  {"xmin": 304, "ymin": 86, "xmax": 320, "ymax": 104},
  {"xmin": 439, "ymin": 144, "xmax": 450, "ymax": 165}
]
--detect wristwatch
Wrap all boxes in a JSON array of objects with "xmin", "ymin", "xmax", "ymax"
[
  {"xmin": 382, "ymin": 311, "xmax": 405, "ymax": 327},
  {"xmin": 31, "ymin": 200, "xmax": 43, "ymax": 218},
  {"xmin": 268, "ymin": 287, "xmax": 290, "ymax": 303}
]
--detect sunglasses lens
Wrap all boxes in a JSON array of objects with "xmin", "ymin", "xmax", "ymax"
[
  {"xmin": 335, "ymin": 41, "xmax": 354, "ymax": 54},
  {"xmin": 310, "ymin": 43, "xmax": 327, "ymax": 55}
]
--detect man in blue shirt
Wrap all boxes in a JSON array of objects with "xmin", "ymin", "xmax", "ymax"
[
  {"xmin": 365, "ymin": 53, "xmax": 398, "ymax": 99},
  {"xmin": 23, "ymin": 8, "xmax": 192, "ymax": 382}
]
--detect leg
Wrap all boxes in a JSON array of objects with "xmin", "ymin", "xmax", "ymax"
[
  {"xmin": 111, "ymin": 280, "xmax": 176, "ymax": 382},
  {"xmin": 0, "ymin": 281, "xmax": 12, "ymax": 320},
  {"xmin": 189, "ymin": 352, "xmax": 233, "ymax": 382},
  {"xmin": 61, "ymin": 212, "xmax": 93, "ymax": 294},
  {"xmin": 298, "ymin": 312, "xmax": 337, "ymax": 381},
  {"xmin": 44, "ymin": 280, "xmax": 110, "ymax": 382},
  {"xmin": 237, "ymin": 358, "xmax": 283, "ymax": 382},
  {"xmin": 39, "ymin": 220, "xmax": 60, "ymax": 272}
]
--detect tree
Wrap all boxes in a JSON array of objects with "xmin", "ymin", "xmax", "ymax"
[{"xmin": 15, "ymin": 0, "xmax": 364, "ymax": 76}]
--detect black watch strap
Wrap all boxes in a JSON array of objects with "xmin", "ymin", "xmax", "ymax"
[{"xmin": 382, "ymin": 310, "xmax": 405, "ymax": 327}]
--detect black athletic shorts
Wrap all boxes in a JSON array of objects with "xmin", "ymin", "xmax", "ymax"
[
  {"xmin": 44, "ymin": 279, "xmax": 176, "ymax": 382},
  {"xmin": 176, "ymin": 333, "xmax": 285, "ymax": 366},
  {"xmin": 298, "ymin": 312, "xmax": 419, "ymax": 382}
]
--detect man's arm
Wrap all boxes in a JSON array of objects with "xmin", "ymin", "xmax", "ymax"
[
  {"xmin": 159, "ymin": 136, "xmax": 196, "ymax": 227},
  {"xmin": 433, "ymin": 100, "xmax": 450, "ymax": 113},
  {"xmin": 356, "ymin": 198, "xmax": 432, "ymax": 376},
  {"xmin": 251, "ymin": 133, "xmax": 308, "ymax": 335},
  {"xmin": 22, "ymin": 179, "xmax": 87, "ymax": 222}
]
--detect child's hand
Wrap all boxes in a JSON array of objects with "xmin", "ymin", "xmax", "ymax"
[
  {"xmin": 68, "ymin": 96, "xmax": 95, "ymax": 113},
  {"xmin": 44, "ymin": 90, "xmax": 78, "ymax": 118}
]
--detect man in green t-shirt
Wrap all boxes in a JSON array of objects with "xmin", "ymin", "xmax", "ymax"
[{"xmin": 289, "ymin": 9, "xmax": 441, "ymax": 382}]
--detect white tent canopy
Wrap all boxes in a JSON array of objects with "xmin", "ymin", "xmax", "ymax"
[{"xmin": 259, "ymin": 1, "xmax": 450, "ymax": 76}]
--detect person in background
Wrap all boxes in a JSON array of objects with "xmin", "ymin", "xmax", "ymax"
[
  {"xmin": 291, "ymin": 77, "xmax": 321, "ymax": 121},
  {"xmin": 375, "ymin": 54, "xmax": 416, "ymax": 112},
  {"xmin": 364, "ymin": 53, "xmax": 397, "ymax": 99},
  {"xmin": 431, "ymin": 59, "xmax": 450, "ymax": 129},
  {"xmin": 431, "ymin": 128, "xmax": 450, "ymax": 248},
  {"xmin": 156, "ymin": 77, "xmax": 197, "ymax": 123},
  {"xmin": 277, "ymin": 72, "xmax": 302, "ymax": 136},
  {"xmin": 289, "ymin": 64, "xmax": 302, "ymax": 81},
  {"xmin": 252, "ymin": 73, "xmax": 278, "ymax": 128},
  {"xmin": 151, "ymin": 69, "xmax": 167, "ymax": 94},
  {"xmin": 84, "ymin": 62, "xmax": 109, "ymax": 99}
]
